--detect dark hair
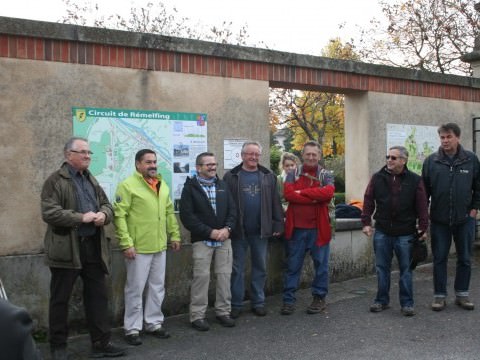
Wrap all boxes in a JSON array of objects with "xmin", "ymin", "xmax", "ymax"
[
  {"xmin": 438, "ymin": 123, "xmax": 461, "ymax": 137},
  {"xmin": 196, "ymin": 152, "xmax": 215, "ymax": 165},
  {"xmin": 135, "ymin": 149, "xmax": 156, "ymax": 162}
]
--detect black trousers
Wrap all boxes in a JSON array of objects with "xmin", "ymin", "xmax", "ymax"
[{"xmin": 49, "ymin": 238, "xmax": 110, "ymax": 347}]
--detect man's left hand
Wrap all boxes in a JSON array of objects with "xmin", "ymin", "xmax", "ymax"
[
  {"xmin": 170, "ymin": 241, "xmax": 181, "ymax": 251},
  {"xmin": 469, "ymin": 209, "xmax": 478, "ymax": 218},
  {"xmin": 93, "ymin": 212, "xmax": 106, "ymax": 226}
]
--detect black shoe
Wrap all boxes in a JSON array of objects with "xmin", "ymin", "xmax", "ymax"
[
  {"xmin": 124, "ymin": 333, "xmax": 142, "ymax": 346},
  {"xmin": 230, "ymin": 308, "xmax": 242, "ymax": 319},
  {"xmin": 280, "ymin": 303, "xmax": 295, "ymax": 315},
  {"xmin": 191, "ymin": 319, "xmax": 210, "ymax": 331},
  {"xmin": 216, "ymin": 315, "xmax": 235, "ymax": 327},
  {"xmin": 147, "ymin": 327, "xmax": 171, "ymax": 339},
  {"xmin": 90, "ymin": 341, "xmax": 126, "ymax": 358},
  {"xmin": 252, "ymin": 306, "xmax": 267, "ymax": 316},
  {"xmin": 51, "ymin": 345, "xmax": 68, "ymax": 360}
]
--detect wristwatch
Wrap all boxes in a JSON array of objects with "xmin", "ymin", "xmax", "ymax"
[{"xmin": 224, "ymin": 226, "xmax": 232, "ymax": 233}]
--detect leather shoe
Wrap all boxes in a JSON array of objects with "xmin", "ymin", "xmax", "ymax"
[
  {"xmin": 191, "ymin": 319, "xmax": 210, "ymax": 331},
  {"xmin": 216, "ymin": 315, "xmax": 235, "ymax": 327},
  {"xmin": 125, "ymin": 333, "xmax": 142, "ymax": 346},
  {"xmin": 90, "ymin": 341, "xmax": 126, "ymax": 358},
  {"xmin": 147, "ymin": 327, "xmax": 170, "ymax": 339},
  {"xmin": 251, "ymin": 306, "xmax": 267, "ymax": 316}
]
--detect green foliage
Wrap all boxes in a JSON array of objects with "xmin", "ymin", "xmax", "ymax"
[
  {"xmin": 324, "ymin": 155, "xmax": 345, "ymax": 192},
  {"xmin": 334, "ymin": 193, "xmax": 345, "ymax": 205},
  {"xmin": 270, "ymin": 144, "xmax": 282, "ymax": 175}
]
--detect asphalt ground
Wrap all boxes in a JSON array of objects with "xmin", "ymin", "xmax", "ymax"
[{"xmin": 38, "ymin": 253, "xmax": 480, "ymax": 360}]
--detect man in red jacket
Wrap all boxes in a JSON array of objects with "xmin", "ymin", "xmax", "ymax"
[{"xmin": 280, "ymin": 141, "xmax": 335, "ymax": 315}]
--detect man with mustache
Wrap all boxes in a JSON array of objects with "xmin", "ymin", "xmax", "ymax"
[{"xmin": 114, "ymin": 149, "xmax": 181, "ymax": 346}]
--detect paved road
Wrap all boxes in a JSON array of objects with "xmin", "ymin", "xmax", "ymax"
[{"xmin": 38, "ymin": 255, "xmax": 480, "ymax": 360}]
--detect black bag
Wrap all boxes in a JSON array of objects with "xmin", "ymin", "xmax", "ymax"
[{"xmin": 410, "ymin": 232, "xmax": 428, "ymax": 270}]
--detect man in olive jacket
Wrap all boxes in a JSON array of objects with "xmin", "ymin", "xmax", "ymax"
[{"xmin": 41, "ymin": 137, "xmax": 124, "ymax": 359}]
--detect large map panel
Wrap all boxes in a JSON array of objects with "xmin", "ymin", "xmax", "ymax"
[{"xmin": 73, "ymin": 107, "xmax": 207, "ymax": 208}]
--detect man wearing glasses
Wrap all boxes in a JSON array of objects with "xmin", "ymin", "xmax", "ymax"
[
  {"xmin": 361, "ymin": 146, "xmax": 429, "ymax": 316},
  {"xmin": 223, "ymin": 141, "xmax": 284, "ymax": 318},
  {"xmin": 41, "ymin": 137, "xmax": 125, "ymax": 359},
  {"xmin": 422, "ymin": 123, "xmax": 480, "ymax": 311},
  {"xmin": 179, "ymin": 152, "xmax": 237, "ymax": 331}
]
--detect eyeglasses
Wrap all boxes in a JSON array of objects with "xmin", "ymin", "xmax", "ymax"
[
  {"xmin": 70, "ymin": 150, "xmax": 94, "ymax": 155},
  {"xmin": 199, "ymin": 163, "xmax": 217, "ymax": 167},
  {"xmin": 242, "ymin": 152, "xmax": 261, "ymax": 157},
  {"xmin": 385, "ymin": 155, "xmax": 403, "ymax": 160}
]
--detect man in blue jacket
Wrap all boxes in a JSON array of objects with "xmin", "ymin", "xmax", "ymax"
[
  {"xmin": 180, "ymin": 152, "xmax": 237, "ymax": 331},
  {"xmin": 422, "ymin": 123, "xmax": 480, "ymax": 311}
]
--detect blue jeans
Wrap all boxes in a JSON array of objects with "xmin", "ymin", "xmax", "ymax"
[
  {"xmin": 282, "ymin": 229, "xmax": 329, "ymax": 304},
  {"xmin": 431, "ymin": 218, "xmax": 475, "ymax": 298},
  {"xmin": 231, "ymin": 235, "xmax": 268, "ymax": 309},
  {"xmin": 373, "ymin": 230, "xmax": 414, "ymax": 307}
]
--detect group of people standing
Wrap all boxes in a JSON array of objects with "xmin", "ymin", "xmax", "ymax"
[
  {"xmin": 39, "ymin": 121, "xmax": 479, "ymax": 359},
  {"xmin": 361, "ymin": 122, "xmax": 480, "ymax": 316},
  {"xmin": 41, "ymin": 137, "xmax": 335, "ymax": 359}
]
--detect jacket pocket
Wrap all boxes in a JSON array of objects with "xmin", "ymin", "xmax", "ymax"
[{"xmin": 45, "ymin": 229, "xmax": 73, "ymax": 262}]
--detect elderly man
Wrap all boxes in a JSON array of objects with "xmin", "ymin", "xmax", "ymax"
[
  {"xmin": 362, "ymin": 146, "xmax": 429, "ymax": 316},
  {"xmin": 223, "ymin": 141, "xmax": 284, "ymax": 318},
  {"xmin": 280, "ymin": 141, "xmax": 335, "ymax": 316},
  {"xmin": 41, "ymin": 137, "xmax": 125, "ymax": 359},
  {"xmin": 422, "ymin": 123, "xmax": 480, "ymax": 311},
  {"xmin": 114, "ymin": 149, "xmax": 181, "ymax": 346},
  {"xmin": 180, "ymin": 152, "xmax": 237, "ymax": 331}
]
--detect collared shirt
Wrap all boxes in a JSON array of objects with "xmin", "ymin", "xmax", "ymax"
[
  {"xmin": 67, "ymin": 164, "xmax": 98, "ymax": 236},
  {"xmin": 144, "ymin": 176, "xmax": 159, "ymax": 193},
  {"xmin": 197, "ymin": 176, "xmax": 222, "ymax": 248}
]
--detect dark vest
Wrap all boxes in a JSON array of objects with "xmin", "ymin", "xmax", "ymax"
[{"xmin": 373, "ymin": 168, "xmax": 420, "ymax": 236}]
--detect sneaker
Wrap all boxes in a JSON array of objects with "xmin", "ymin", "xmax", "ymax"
[
  {"xmin": 280, "ymin": 303, "xmax": 295, "ymax": 315},
  {"xmin": 230, "ymin": 308, "xmax": 241, "ymax": 319},
  {"xmin": 216, "ymin": 315, "xmax": 235, "ymax": 327},
  {"xmin": 431, "ymin": 297, "xmax": 446, "ymax": 311},
  {"xmin": 455, "ymin": 297, "xmax": 475, "ymax": 310},
  {"xmin": 191, "ymin": 319, "xmax": 210, "ymax": 331},
  {"xmin": 307, "ymin": 295, "xmax": 326, "ymax": 314},
  {"xmin": 146, "ymin": 327, "xmax": 170, "ymax": 339},
  {"xmin": 251, "ymin": 306, "xmax": 267, "ymax": 316},
  {"xmin": 369, "ymin": 303, "xmax": 390, "ymax": 313},
  {"xmin": 90, "ymin": 341, "xmax": 126, "ymax": 358},
  {"xmin": 401, "ymin": 306, "xmax": 415, "ymax": 317},
  {"xmin": 124, "ymin": 333, "xmax": 142, "ymax": 346}
]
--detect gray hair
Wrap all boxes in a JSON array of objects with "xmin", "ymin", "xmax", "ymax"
[
  {"xmin": 241, "ymin": 141, "xmax": 263, "ymax": 154},
  {"xmin": 64, "ymin": 137, "xmax": 88, "ymax": 154},
  {"xmin": 389, "ymin": 145, "xmax": 409, "ymax": 159}
]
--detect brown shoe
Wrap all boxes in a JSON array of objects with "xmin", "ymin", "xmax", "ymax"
[
  {"xmin": 431, "ymin": 297, "xmax": 446, "ymax": 311},
  {"xmin": 307, "ymin": 295, "xmax": 326, "ymax": 314},
  {"xmin": 455, "ymin": 297, "xmax": 474, "ymax": 310}
]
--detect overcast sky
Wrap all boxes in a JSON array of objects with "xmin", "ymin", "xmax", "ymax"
[{"xmin": 1, "ymin": 0, "xmax": 394, "ymax": 56}]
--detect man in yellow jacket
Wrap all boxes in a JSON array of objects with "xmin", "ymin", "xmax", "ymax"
[{"xmin": 114, "ymin": 149, "xmax": 181, "ymax": 346}]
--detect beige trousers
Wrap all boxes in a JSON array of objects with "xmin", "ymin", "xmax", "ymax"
[{"xmin": 190, "ymin": 239, "xmax": 233, "ymax": 322}]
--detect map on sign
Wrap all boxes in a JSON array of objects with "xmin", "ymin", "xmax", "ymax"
[
  {"xmin": 73, "ymin": 107, "xmax": 207, "ymax": 209},
  {"xmin": 386, "ymin": 123, "xmax": 440, "ymax": 174}
]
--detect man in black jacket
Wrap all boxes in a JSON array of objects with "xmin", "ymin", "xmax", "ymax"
[
  {"xmin": 362, "ymin": 146, "xmax": 429, "ymax": 316},
  {"xmin": 180, "ymin": 152, "xmax": 237, "ymax": 331},
  {"xmin": 422, "ymin": 123, "xmax": 480, "ymax": 311}
]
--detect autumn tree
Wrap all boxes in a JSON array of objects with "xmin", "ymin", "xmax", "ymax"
[
  {"xmin": 270, "ymin": 38, "xmax": 359, "ymax": 156},
  {"xmin": 352, "ymin": 0, "xmax": 479, "ymax": 75}
]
